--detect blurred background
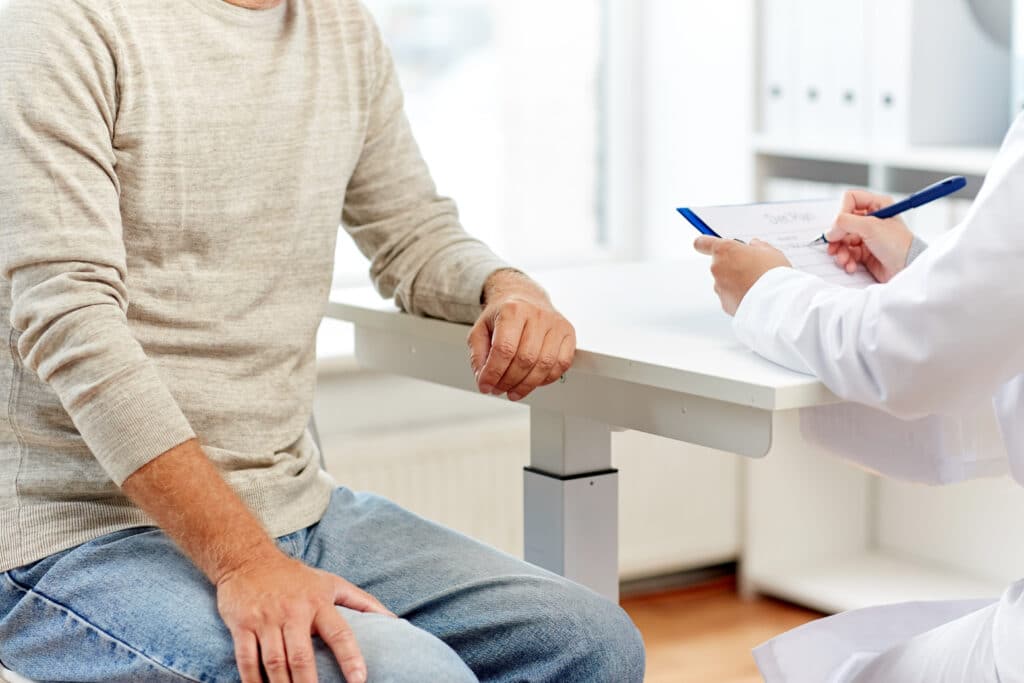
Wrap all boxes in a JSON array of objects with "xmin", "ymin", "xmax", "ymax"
[{"xmin": 317, "ymin": 1, "xmax": 1024, "ymax": 680}]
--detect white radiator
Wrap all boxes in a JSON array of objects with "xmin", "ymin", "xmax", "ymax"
[{"xmin": 320, "ymin": 416, "xmax": 530, "ymax": 558}]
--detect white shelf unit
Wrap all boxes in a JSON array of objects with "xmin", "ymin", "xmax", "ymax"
[
  {"xmin": 753, "ymin": 136, "xmax": 999, "ymax": 179},
  {"xmin": 750, "ymin": 552, "xmax": 1004, "ymax": 616},
  {"xmin": 742, "ymin": 412, "xmax": 1010, "ymax": 615},
  {"xmin": 753, "ymin": 135, "xmax": 999, "ymax": 205}
]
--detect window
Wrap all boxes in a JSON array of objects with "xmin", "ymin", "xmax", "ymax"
[{"xmin": 333, "ymin": 0, "xmax": 609, "ymax": 287}]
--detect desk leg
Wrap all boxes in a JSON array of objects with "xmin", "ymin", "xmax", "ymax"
[{"xmin": 524, "ymin": 409, "xmax": 619, "ymax": 602}]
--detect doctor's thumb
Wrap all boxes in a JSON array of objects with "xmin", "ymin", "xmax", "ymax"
[{"xmin": 826, "ymin": 212, "xmax": 880, "ymax": 244}]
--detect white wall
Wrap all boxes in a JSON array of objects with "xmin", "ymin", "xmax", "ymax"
[{"xmin": 638, "ymin": 1, "xmax": 756, "ymax": 260}]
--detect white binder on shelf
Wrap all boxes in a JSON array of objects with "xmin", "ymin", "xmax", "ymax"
[
  {"xmin": 794, "ymin": 0, "xmax": 834, "ymax": 145},
  {"xmin": 829, "ymin": 0, "xmax": 870, "ymax": 147},
  {"xmin": 868, "ymin": 0, "xmax": 1011, "ymax": 148},
  {"xmin": 868, "ymin": 0, "xmax": 913, "ymax": 147},
  {"xmin": 759, "ymin": 0, "xmax": 798, "ymax": 140}
]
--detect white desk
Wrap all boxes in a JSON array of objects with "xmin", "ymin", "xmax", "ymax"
[{"xmin": 326, "ymin": 260, "xmax": 839, "ymax": 601}]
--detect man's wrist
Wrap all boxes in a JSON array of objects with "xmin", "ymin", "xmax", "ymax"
[
  {"xmin": 481, "ymin": 268, "xmax": 547, "ymax": 306},
  {"xmin": 215, "ymin": 542, "xmax": 287, "ymax": 586}
]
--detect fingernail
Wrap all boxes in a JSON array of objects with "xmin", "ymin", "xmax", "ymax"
[
  {"xmin": 479, "ymin": 384, "xmax": 494, "ymax": 394},
  {"xmin": 349, "ymin": 670, "xmax": 367, "ymax": 683},
  {"xmin": 508, "ymin": 392, "xmax": 522, "ymax": 402}
]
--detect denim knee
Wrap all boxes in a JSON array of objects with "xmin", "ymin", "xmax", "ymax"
[
  {"xmin": 502, "ymin": 577, "xmax": 645, "ymax": 683},
  {"xmin": 564, "ymin": 588, "xmax": 646, "ymax": 683},
  {"xmin": 319, "ymin": 610, "xmax": 477, "ymax": 683}
]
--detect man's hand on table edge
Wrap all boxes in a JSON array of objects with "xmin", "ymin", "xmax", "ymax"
[
  {"xmin": 694, "ymin": 236, "xmax": 792, "ymax": 316},
  {"xmin": 468, "ymin": 268, "xmax": 577, "ymax": 402}
]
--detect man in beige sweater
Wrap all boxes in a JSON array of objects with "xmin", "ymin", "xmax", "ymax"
[{"xmin": 0, "ymin": 0, "xmax": 645, "ymax": 681}]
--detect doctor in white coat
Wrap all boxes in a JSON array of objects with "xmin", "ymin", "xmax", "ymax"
[{"xmin": 695, "ymin": 114, "xmax": 1024, "ymax": 683}]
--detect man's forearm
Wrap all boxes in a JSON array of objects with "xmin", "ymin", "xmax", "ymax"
[{"xmin": 121, "ymin": 438, "xmax": 279, "ymax": 584}]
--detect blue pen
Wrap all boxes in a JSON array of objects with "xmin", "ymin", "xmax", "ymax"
[{"xmin": 808, "ymin": 175, "xmax": 967, "ymax": 246}]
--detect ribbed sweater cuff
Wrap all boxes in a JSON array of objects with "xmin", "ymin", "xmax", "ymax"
[
  {"xmin": 906, "ymin": 235, "xmax": 929, "ymax": 266},
  {"xmin": 70, "ymin": 362, "xmax": 196, "ymax": 485},
  {"xmin": 446, "ymin": 256, "xmax": 513, "ymax": 324}
]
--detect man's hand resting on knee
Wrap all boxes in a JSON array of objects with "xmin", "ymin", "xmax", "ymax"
[
  {"xmin": 469, "ymin": 270, "xmax": 577, "ymax": 402},
  {"xmin": 217, "ymin": 551, "xmax": 393, "ymax": 683},
  {"xmin": 122, "ymin": 439, "xmax": 394, "ymax": 683}
]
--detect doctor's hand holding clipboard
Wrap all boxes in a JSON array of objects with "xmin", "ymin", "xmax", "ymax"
[{"xmin": 691, "ymin": 236, "xmax": 791, "ymax": 316}]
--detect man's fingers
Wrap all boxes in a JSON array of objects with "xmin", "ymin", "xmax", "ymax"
[
  {"xmin": 315, "ymin": 607, "xmax": 367, "ymax": 683},
  {"xmin": 693, "ymin": 235, "xmax": 719, "ymax": 255},
  {"xmin": 258, "ymin": 628, "xmax": 292, "ymax": 683},
  {"xmin": 495, "ymin": 320, "xmax": 545, "ymax": 395},
  {"xmin": 233, "ymin": 630, "xmax": 262, "ymax": 683},
  {"xmin": 466, "ymin": 320, "xmax": 491, "ymax": 388},
  {"xmin": 476, "ymin": 310, "xmax": 527, "ymax": 394},
  {"xmin": 508, "ymin": 327, "xmax": 562, "ymax": 401},
  {"xmin": 334, "ymin": 578, "xmax": 395, "ymax": 617},
  {"xmin": 283, "ymin": 622, "xmax": 318, "ymax": 683},
  {"xmin": 544, "ymin": 333, "xmax": 576, "ymax": 386}
]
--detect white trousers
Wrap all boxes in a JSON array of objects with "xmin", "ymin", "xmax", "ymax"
[{"xmin": 755, "ymin": 580, "xmax": 1024, "ymax": 683}]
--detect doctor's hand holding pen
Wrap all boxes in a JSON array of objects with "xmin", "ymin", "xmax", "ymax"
[
  {"xmin": 825, "ymin": 190, "xmax": 915, "ymax": 283},
  {"xmin": 696, "ymin": 188, "xmax": 921, "ymax": 316}
]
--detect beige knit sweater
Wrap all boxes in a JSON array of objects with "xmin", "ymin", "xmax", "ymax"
[{"xmin": 0, "ymin": 0, "xmax": 508, "ymax": 572}]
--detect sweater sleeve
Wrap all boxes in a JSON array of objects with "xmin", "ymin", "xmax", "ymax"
[
  {"xmin": 905, "ymin": 234, "xmax": 929, "ymax": 266},
  {"xmin": 732, "ymin": 119, "xmax": 1024, "ymax": 420},
  {"xmin": 341, "ymin": 3, "xmax": 511, "ymax": 324},
  {"xmin": 0, "ymin": 0, "xmax": 195, "ymax": 485}
]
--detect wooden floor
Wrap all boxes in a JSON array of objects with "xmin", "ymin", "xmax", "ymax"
[{"xmin": 621, "ymin": 579, "xmax": 823, "ymax": 683}]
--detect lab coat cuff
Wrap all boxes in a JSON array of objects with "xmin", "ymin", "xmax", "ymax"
[
  {"xmin": 733, "ymin": 266, "xmax": 823, "ymax": 352},
  {"xmin": 734, "ymin": 267, "xmax": 802, "ymax": 343}
]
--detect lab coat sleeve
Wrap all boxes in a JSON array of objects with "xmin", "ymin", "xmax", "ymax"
[{"xmin": 732, "ymin": 121, "xmax": 1024, "ymax": 420}]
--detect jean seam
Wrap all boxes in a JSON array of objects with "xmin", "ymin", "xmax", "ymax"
[{"xmin": 2, "ymin": 573, "xmax": 204, "ymax": 683}]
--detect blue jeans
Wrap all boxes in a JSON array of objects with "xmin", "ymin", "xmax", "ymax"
[{"xmin": 0, "ymin": 488, "xmax": 644, "ymax": 682}]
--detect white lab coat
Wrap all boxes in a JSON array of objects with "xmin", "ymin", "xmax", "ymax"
[{"xmin": 732, "ymin": 114, "xmax": 1024, "ymax": 682}]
